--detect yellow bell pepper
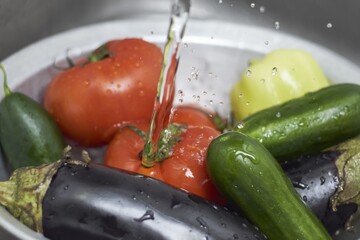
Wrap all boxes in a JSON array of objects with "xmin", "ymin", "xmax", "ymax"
[{"xmin": 230, "ymin": 49, "xmax": 330, "ymax": 120}]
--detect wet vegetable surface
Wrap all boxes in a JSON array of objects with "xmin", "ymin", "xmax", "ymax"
[
  {"xmin": 42, "ymin": 162, "xmax": 266, "ymax": 240},
  {"xmin": 230, "ymin": 49, "xmax": 330, "ymax": 120},
  {"xmin": 235, "ymin": 83, "xmax": 360, "ymax": 161},
  {"xmin": 283, "ymin": 150, "xmax": 358, "ymax": 235},
  {"xmin": 207, "ymin": 132, "xmax": 331, "ymax": 240},
  {"xmin": 0, "ymin": 65, "xmax": 65, "ymax": 170}
]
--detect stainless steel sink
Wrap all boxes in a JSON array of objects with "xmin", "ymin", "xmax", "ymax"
[
  {"xmin": 0, "ymin": 0, "xmax": 359, "ymax": 239},
  {"xmin": 1, "ymin": 0, "xmax": 360, "ymax": 65}
]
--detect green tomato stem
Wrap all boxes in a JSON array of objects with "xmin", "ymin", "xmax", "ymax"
[{"xmin": 88, "ymin": 44, "xmax": 111, "ymax": 63}]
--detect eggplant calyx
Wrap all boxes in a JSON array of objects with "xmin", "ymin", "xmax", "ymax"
[
  {"xmin": 330, "ymin": 135, "xmax": 360, "ymax": 229},
  {"xmin": 0, "ymin": 160, "xmax": 62, "ymax": 232},
  {"xmin": 0, "ymin": 146, "xmax": 91, "ymax": 232}
]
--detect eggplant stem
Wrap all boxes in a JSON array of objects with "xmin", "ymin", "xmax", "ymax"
[
  {"xmin": 0, "ymin": 161, "xmax": 63, "ymax": 232},
  {"xmin": 0, "ymin": 64, "xmax": 12, "ymax": 96}
]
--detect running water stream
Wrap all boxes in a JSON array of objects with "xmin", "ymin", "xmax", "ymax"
[{"xmin": 142, "ymin": 0, "xmax": 191, "ymax": 165}]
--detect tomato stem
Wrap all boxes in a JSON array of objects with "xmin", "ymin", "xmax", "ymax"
[
  {"xmin": 126, "ymin": 126, "xmax": 147, "ymax": 139},
  {"xmin": 0, "ymin": 64, "xmax": 12, "ymax": 96},
  {"xmin": 88, "ymin": 44, "xmax": 111, "ymax": 63},
  {"xmin": 155, "ymin": 124, "xmax": 185, "ymax": 162}
]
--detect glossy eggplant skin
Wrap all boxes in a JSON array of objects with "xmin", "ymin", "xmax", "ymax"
[
  {"xmin": 283, "ymin": 150, "xmax": 357, "ymax": 235},
  {"xmin": 42, "ymin": 163, "xmax": 265, "ymax": 240}
]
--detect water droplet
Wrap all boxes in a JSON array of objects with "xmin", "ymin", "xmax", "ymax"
[
  {"xmin": 237, "ymin": 122, "xmax": 245, "ymax": 129},
  {"xmin": 246, "ymin": 69, "xmax": 252, "ymax": 77},
  {"xmin": 320, "ymin": 176, "xmax": 326, "ymax": 185},
  {"xmin": 64, "ymin": 185, "xmax": 69, "ymax": 191},
  {"xmin": 139, "ymin": 90, "xmax": 145, "ymax": 97},
  {"xmin": 132, "ymin": 195, "xmax": 137, "ymax": 200},
  {"xmin": 245, "ymin": 101, "xmax": 250, "ymax": 106},
  {"xmin": 51, "ymin": 196, "xmax": 56, "ymax": 200},
  {"xmin": 264, "ymin": 41, "xmax": 269, "ymax": 45},
  {"xmin": 238, "ymin": 93, "xmax": 243, "ymax": 98},
  {"xmin": 212, "ymin": 204, "xmax": 219, "ymax": 210},
  {"xmin": 293, "ymin": 181, "xmax": 308, "ymax": 189},
  {"xmin": 274, "ymin": 21, "xmax": 280, "ymax": 30},
  {"xmin": 260, "ymin": 78, "xmax": 265, "ymax": 83},
  {"xmin": 326, "ymin": 22, "xmax": 333, "ymax": 28},
  {"xmin": 183, "ymin": 43, "xmax": 189, "ymax": 48},
  {"xmin": 233, "ymin": 233, "xmax": 239, "ymax": 239},
  {"xmin": 203, "ymin": 91, "xmax": 207, "ymax": 95},
  {"xmin": 191, "ymin": 70, "xmax": 200, "ymax": 80},
  {"xmin": 302, "ymin": 196, "xmax": 308, "ymax": 202},
  {"xmin": 276, "ymin": 112, "xmax": 281, "ymax": 118},
  {"xmin": 272, "ymin": 67, "xmax": 278, "ymax": 75},
  {"xmin": 219, "ymin": 0, "xmax": 223, "ymax": 4},
  {"xmin": 250, "ymin": 3, "xmax": 256, "ymax": 8},
  {"xmin": 259, "ymin": 6, "xmax": 266, "ymax": 13},
  {"xmin": 209, "ymin": 100, "xmax": 214, "ymax": 105},
  {"xmin": 196, "ymin": 217, "xmax": 209, "ymax": 232},
  {"xmin": 83, "ymin": 81, "xmax": 90, "ymax": 86}
]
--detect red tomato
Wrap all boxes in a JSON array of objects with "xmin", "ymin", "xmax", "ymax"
[
  {"xmin": 104, "ymin": 112, "xmax": 224, "ymax": 204},
  {"xmin": 44, "ymin": 39, "xmax": 162, "ymax": 146},
  {"xmin": 169, "ymin": 105, "xmax": 218, "ymax": 129}
]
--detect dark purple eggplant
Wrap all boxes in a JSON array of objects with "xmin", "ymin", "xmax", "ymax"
[
  {"xmin": 0, "ymin": 153, "xmax": 266, "ymax": 240},
  {"xmin": 283, "ymin": 136, "xmax": 360, "ymax": 235}
]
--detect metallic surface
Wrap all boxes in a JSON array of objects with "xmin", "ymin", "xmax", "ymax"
[{"xmin": 1, "ymin": 0, "xmax": 360, "ymax": 65}]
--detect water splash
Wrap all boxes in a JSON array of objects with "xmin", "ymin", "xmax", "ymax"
[{"xmin": 142, "ymin": 0, "xmax": 190, "ymax": 164}]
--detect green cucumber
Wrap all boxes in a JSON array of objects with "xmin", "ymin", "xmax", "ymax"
[
  {"xmin": 0, "ymin": 65, "xmax": 65, "ymax": 170},
  {"xmin": 206, "ymin": 131, "xmax": 331, "ymax": 240},
  {"xmin": 234, "ymin": 83, "xmax": 360, "ymax": 161}
]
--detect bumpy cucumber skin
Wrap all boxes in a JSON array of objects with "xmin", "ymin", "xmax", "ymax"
[
  {"xmin": 235, "ymin": 83, "xmax": 360, "ymax": 161},
  {"xmin": 206, "ymin": 132, "xmax": 331, "ymax": 240},
  {"xmin": 0, "ymin": 93, "xmax": 65, "ymax": 170}
]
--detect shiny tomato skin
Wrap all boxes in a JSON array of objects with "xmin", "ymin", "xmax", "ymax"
[
  {"xmin": 104, "ymin": 115, "xmax": 224, "ymax": 204},
  {"xmin": 160, "ymin": 125, "xmax": 224, "ymax": 204},
  {"xmin": 170, "ymin": 105, "xmax": 217, "ymax": 129},
  {"xmin": 44, "ymin": 39, "xmax": 162, "ymax": 146},
  {"xmin": 104, "ymin": 123, "xmax": 163, "ymax": 180}
]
